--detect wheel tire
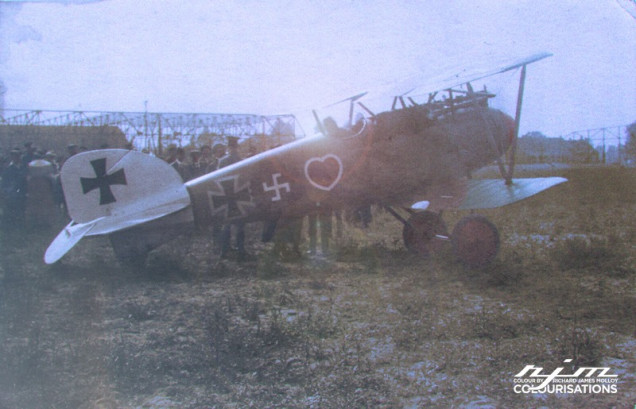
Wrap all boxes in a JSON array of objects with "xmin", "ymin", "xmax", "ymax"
[
  {"xmin": 402, "ymin": 211, "xmax": 449, "ymax": 256},
  {"xmin": 451, "ymin": 215, "xmax": 500, "ymax": 268}
]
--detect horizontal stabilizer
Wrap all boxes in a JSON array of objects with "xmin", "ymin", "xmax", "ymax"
[
  {"xmin": 457, "ymin": 177, "xmax": 566, "ymax": 210},
  {"xmin": 44, "ymin": 219, "xmax": 102, "ymax": 264}
]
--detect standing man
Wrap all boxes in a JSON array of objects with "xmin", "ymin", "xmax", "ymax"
[
  {"xmin": 59, "ymin": 144, "xmax": 79, "ymax": 168},
  {"xmin": 1, "ymin": 149, "xmax": 28, "ymax": 230},
  {"xmin": 206, "ymin": 143, "xmax": 227, "ymax": 245},
  {"xmin": 187, "ymin": 149, "xmax": 204, "ymax": 180},
  {"xmin": 207, "ymin": 143, "xmax": 226, "ymax": 173},
  {"xmin": 307, "ymin": 203, "xmax": 333, "ymax": 256},
  {"xmin": 21, "ymin": 142, "xmax": 36, "ymax": 167},
  {"xmin": 199, "ymin": 144, "xmax": 213, "ymax": 172},
  {"xmin": 172, "ymin": 147, "xmax": 188, "ymax": 181},
  {"xmin": 218, "ymin": 137, "xmax": 249, "ymax": 261}
]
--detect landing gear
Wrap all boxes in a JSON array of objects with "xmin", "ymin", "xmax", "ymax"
[
  {"xmin": 401, "ymin": 211, "xmax": 449, "ymax": 256},
  {"xmin": 451, "ymin": 215, "xmax": 500, "ymax": 268},
  {"xmin": 388, "ymin": 205, "xmax": 500, "ymax": 267}
]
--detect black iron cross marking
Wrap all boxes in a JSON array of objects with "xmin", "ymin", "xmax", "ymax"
[
  {"xmin": 80, "ymin": 158, "xmax": 127, "ymax": 205},
  {"xmin": 211, "ymin": 177, "xmax": 251, "ymax": 219}
]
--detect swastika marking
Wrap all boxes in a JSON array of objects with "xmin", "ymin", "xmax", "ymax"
[{"xmin": 262, "ymin": 173, "xmax": 290, "ymax": 201}]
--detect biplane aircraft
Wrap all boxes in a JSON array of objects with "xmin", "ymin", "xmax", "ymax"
[{"xmin": 45, "ymin": 52, "xmax": 566, "ymax": 268}]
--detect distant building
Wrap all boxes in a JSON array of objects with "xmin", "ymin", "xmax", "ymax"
[
  {"xmin": 0, "ymin": 125, "xmax": 128, "ymax": 159},
  {"xmin": 517, "ymin": 132, "xmax": 599, "ymax": 164}
]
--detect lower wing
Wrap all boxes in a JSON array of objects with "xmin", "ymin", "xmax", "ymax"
[{"xmin": 456, "ymin": 177, "xmax": 567, "ymax": 210}]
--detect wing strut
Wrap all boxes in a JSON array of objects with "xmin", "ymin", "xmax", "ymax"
[
  {"xmin": 313, "ymin": 110, "xmax": 326, "ymax": 135},
  {"xmin": 505, "ymin": 63, "xmax": 527, "ymax": 185},
  {"xmin": 484, "ymin": 115, "xmax": 509, "ymax": 179},
  {"xmin": 481, "ymin": 62, "xmax": 529, "ymax": 185}
]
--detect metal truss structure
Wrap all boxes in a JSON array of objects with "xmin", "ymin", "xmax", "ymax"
[
  {"xmin": 561, "ymin": 125, "xmax": 629, "ymax": 164},
  {"xmin": 561, "ymin": 125, "xmax": 627, "ymax": 146},
  {"xmin": 0, "ymin": 109, "xmax": 299, "ymax": 152}
]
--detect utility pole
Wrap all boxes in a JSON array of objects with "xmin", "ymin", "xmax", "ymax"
[
  {"xmin": 157, "ymin": 114, "xmax": 162, "ymax": 157},
  {"xmin": 617, "ymin": 132, "xmax": 622, "ymax": 166},
  {"xmin": 144, "ymin": 100, "xmax": 148, "ymax": 148},
  {"xmin": 602, "ymin": 128, "xmax": 606, "ymax": 164}
]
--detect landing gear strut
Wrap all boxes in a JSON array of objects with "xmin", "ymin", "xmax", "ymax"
[{"xmin": 402, "ymin": 211, "xmax": 449, "ymax": 256}]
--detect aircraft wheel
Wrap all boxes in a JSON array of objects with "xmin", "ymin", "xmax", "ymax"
[
  {"xmin": 451, "ymin": 215, "xmax": 500, "ymax": 268},
  {"xmin": 402, "ymin": 211, "xmax": 449, "ymax": 256}
]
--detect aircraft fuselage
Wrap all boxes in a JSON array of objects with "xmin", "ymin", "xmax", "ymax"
[{"xmin": 185, "ymin": 105, "xmax": 514, "ymax": 226}]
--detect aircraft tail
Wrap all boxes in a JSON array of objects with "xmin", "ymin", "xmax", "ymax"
[{"xmin": 44, "ymin": 149, "xmax": 192, "ymax": 264}]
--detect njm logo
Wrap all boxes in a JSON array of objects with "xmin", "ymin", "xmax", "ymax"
[{"xmin": 513, "ymin": 359, "xmax": 619, "ymax": 394}]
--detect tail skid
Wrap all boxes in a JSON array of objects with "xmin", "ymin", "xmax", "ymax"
[{"xmin": 44, "ymin": 149, "xmax": 191, "ymax": 264}]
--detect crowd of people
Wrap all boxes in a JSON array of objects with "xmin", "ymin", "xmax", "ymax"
[
  {"xmin": 0, "ymin": 142, "xmax": 69, "ymax": 231},
  {"xmin": 161, "ymin": 141, "xmax": 228, "ymax": 182}
]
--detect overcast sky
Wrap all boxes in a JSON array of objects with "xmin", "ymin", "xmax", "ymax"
[{"xmin": 1, "ymin": 0, "xmax": 634, "ymax": 139}]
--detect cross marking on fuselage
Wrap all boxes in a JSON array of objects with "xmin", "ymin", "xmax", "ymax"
[
  {"xmin": 209, "ymin": 176, "xmax": 253, "ymax": 219},
  {"xmin": 262, "ymin": 173, "xmax": 290, "ymax": 201},
  {"xmin": 80, "ymin": 158, "xmax": 127, "ymax": 205}
]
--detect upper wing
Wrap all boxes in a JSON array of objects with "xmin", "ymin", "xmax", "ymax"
[
  {"xmin": 404, "ymin": 52, "xmax": 552, "ymax": 98},
  {"xmin": 362, "ymin": 52, "xmax": 552, "ymax": 105},
  {"xmin": 307, "ymin": 52, "xmax": 552, "ymax": 131}
]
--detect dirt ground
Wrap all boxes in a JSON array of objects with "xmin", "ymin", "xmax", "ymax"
[{"xmin": 0, "ymin": 166, "xmax": 634, "ymax": 408}]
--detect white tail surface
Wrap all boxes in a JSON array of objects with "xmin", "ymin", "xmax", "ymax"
[
  {"xmin": 44, "ymin": 219, "xmax": 102, "ymax": 264},
  {"xmin": 45, "ymin": 149, "xmax": 191, "ymax": 263}
]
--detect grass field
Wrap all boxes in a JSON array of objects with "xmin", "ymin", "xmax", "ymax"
[{"xmin": 0, "ymin": 166, "xmax": 634, "ymax": 408}]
